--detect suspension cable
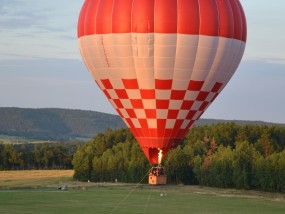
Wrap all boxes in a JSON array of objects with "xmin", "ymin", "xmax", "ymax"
[
  {"xmin": 108, "ymin": 168, "xmax": 151, "ymax": 213},
  {"xmin": 143, "ymin": 184, "xmax": 153, "ymax": 214}
]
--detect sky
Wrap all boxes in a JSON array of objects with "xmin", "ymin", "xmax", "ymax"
[{"xmin": 0, "ymin": 0, "xmax": 284, "ymax": 124}]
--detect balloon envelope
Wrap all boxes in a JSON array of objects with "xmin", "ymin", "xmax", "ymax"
[{"xmin": 78, "ymin": 0, "xmax": 247, "ymax": 164}]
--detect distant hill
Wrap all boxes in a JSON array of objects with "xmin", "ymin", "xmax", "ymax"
[
  {"xmin": 0, "ymin": 107, "xmax": 283, "ymax": 141},
  {"xmin": 0, "ymin": 107, "xmax": 125, "ymax": 140}
]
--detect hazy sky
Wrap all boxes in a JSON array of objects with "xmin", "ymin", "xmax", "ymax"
[{"xmin": 0, "ymin": 0, "xmax": 284, "ymax": 124}]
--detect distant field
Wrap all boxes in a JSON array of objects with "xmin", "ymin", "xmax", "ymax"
[
  {"xmin": 0, "ymin": 135, "xmax": 87, "ymax": 144},
  {"xmin": 0, "ymin": 170, "xmax": 285, "ymax": 214},
  {"xmin": 0, "ymin": 134, "xmax": 55, "ymax": 144},
  {"xmin": 0, "ymin": 170, "xmax": 74, "ymax": 189},
  {"xmin": 0, "ymin": 134, "xmax": 29, "ymax": 144}
]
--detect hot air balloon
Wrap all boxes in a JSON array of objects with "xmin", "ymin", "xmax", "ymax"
[{"xmin": 78, "ymin": 0, "xmax": 247, "ymax": 184}]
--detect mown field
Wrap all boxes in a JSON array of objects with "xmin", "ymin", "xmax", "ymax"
[
  {"xmin": 0, "ymin": 134, "xmax": 56, "ymax": 144},
  {"xmin": 0, "ymin": 170, "xmax": 285, "ymax": 214},
  {"xmin": 0, "ymin": 170, "xmax": 74, "ymax": 189}
]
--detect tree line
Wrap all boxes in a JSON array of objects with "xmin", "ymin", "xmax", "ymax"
[
  {"xmin": 1, "ymin": 123, "xmax": 285, "ymax": 192},
  {"xmin": 0, "ymin": 142, "xmax": 78, "ymax": 170},
  {"xmin": 72, "ymin": 123, "xmax": 285, "ymax": 193},
  {"xmin": 72, "ymin": 128, "xmax": 149, "ymax": 183}
]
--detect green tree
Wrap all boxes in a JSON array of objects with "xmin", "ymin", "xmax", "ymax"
[
  {"xmin": 192, "ymin": 155, "xmax": 203, "ymax": 184},
  {"xmin": 165, "ymin": 146, "xmax": 192, "ymax": 184},
  {"xmin": 0, "ymin": 144, "xmax": 23, "ymax": 169},
  {"xmin": 40, "ymin": 144, "xmax": 53, "ymax": 169},
  {"xmin": 0, "ymin": 144, "xmax": 4, "ymax": 170},
  {"xmin": 208, "ymin": 146, "xmax": 234, "ymax": 188},
  {"xmin": 128, "ymin": 143, "xmax": 149, "ymax": 183},
  {"xmin": 255, "ymin": 130, "xmax": 274, "ymax": 156},
  {"xmin": 33, "ymin": 145, "xmax": 42, "ymax": 169},
  {"xmin": 72, "ymin": 145, "xmax": 91, "ymax": 181},
  {"xmin": 254, "ymin": 150, "xmax": 285, "ymax": 192},
  {"xmin": 232, "ymin": 141, "xmax": 259, "ymax": 189}
]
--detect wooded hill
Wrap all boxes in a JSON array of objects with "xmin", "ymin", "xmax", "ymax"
[
  {"xmin": 0, "ymin": 107, "xmax": 283, "ymax": 141},
  {"xmin": 0, "ymin": 107, "xmax": 124, "ymax": 140}
]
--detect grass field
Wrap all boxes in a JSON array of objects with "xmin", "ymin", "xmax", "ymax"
[
  {"xmin": 0, "ymin": 134, "xmax": 56, "ymax": 144},
  {"xmin": 0, "ymin": 170, "xmax": 74, "ymax": 189},
  {"xmin": 0, "ymin": 170, "xmax": 285, "ymax": 214}
]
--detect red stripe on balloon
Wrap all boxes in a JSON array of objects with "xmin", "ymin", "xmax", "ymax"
[
  {"xmin": 177, "ymin": 0, "xmax": 200, "ymax": 34},
  {"xmin": 96, "ymin": 0, "xmax": 114, "ymax": 34},
  {"xmin": 131, "ymin": 0, "xmax": 154, "ymax": 33},
  {"xmin": 77, "ymin": 0, "xmax": 89, "ymax": 37},
  {"xmin": 154, "ymin": 0, "xmax": 177, "ymax": 33},
  {"xmin": 78, "ymin": 0, "xmax": 101, "ymax": 36},
  {"xmin": 217, "ymin": 0, "xmax": 234, "ymax": 39},
  {"xmin": 199, "ymin": 0, "xmax": 219, "ymax": 37},
  {"xmin": 229, "ymin": 0, "xmax": 243, "ymax": 41},
  {"xmin": 78, "ymin": 0, "xmax": 246, "ymax": 42},
  {"xmin": 237, "ymin": 0, "xmax": 247, "ymax": 42},
  {"xmin": 112, "ymin": 0, "xmax": 132, "ymax": 33}
]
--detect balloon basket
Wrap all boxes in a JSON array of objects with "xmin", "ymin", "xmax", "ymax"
[{"xmin": 148, "ymin": 166, "xmax": 167, "ymax": 185}]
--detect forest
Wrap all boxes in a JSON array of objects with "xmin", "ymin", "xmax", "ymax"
[
  {"xmin": 1, "ymin": 122, "xmax": 285, "ymax": 192},
  {"xmin": 0, "ymin": 142, "xmax": 78, "ymax": 170},
  {"xmin": 72, "ymin": 123, "xmax": 285, "ymax": 193}
]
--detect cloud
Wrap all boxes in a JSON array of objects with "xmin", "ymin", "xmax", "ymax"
[
  {"xmin": 0, "ymin": 0, "xmax": 21, "ymax": 13},
  {"xmin": 259, "ymin": 57, "xmax": 285, "ymax": 65},
  {"xmin": 0, "ymin": 1, "xmax": 40, "ymax": 23},
  {"xmin": 0, "ymin": 1, "xmax": 69, "ymax": 33},
  {"xmin": 0, "ymin": 1, "xmax": 82, "ymax": 60}
]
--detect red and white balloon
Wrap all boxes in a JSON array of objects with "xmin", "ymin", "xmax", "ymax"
[{"xmin": 78, "ymin": 0, "xmax": 247, "ymax": 164}]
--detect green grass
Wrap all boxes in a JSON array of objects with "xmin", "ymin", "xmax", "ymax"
[
  {"xmin": 0, "ymin": 185, "xmax": 284, "ymax": 214},
  {"xmin": 0, "ymin": 170, "xmax": 74, "ymax": 189},
  {"xmin": 0, "ymin": 134, "xmax": 55, "ymax": 144}
]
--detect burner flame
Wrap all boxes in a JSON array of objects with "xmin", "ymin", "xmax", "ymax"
[{"xmin": 158, "ymin": 148, "xmax": 163, "ymax": 165}]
